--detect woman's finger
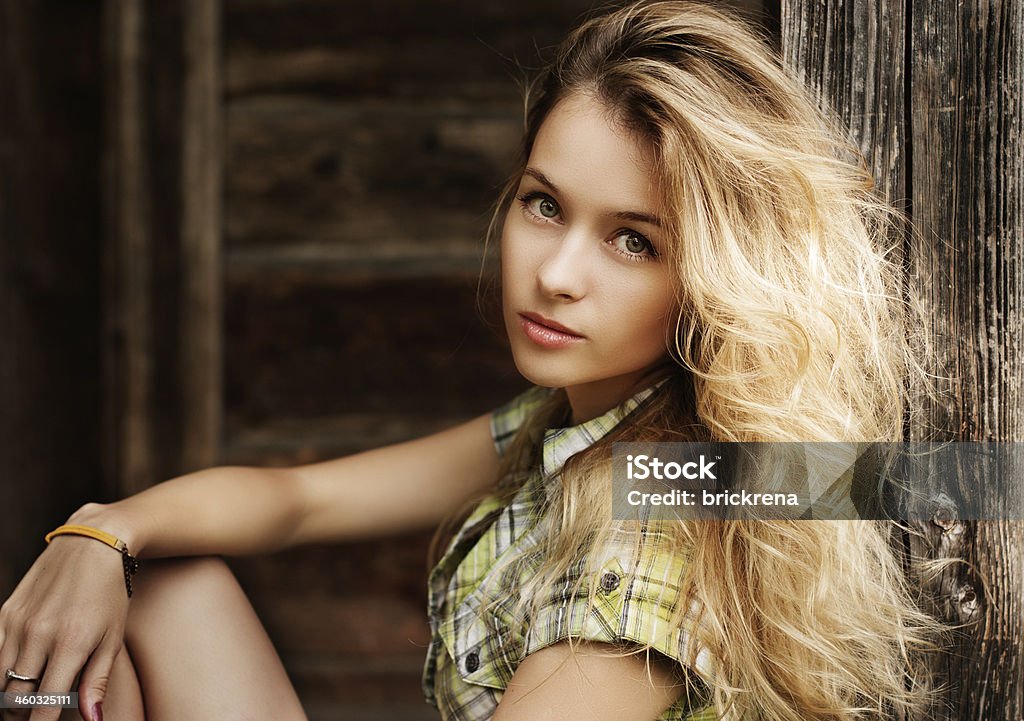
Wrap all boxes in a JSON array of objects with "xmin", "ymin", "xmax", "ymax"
[
  {"xmin": 0, "ymin": 602, "xmax": 14, "ymax": 682},
  {"xmin": 73, "ymin": 634, "xmax": 122, "ymax": 721},
  {"xmin": 0, "ymin": 643, "xmax": 47, "ymax": 720},
  {"xmin": 28, "ymin": 643, "xmax": 92, "ymax": 721},
  {"xmin": 0, "ymin": 635, "xmax": 19, "ymax": 691},
  {"xmin": 0, "ymin": 640, "xmax": 34, "ymax": 693}
]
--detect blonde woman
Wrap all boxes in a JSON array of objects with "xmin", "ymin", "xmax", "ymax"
[{"xmin": 0, "ymin": 2, "xmax": 947, "ymax": 720}]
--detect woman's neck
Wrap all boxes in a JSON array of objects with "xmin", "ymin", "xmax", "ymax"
[{"xmin": 564, "ymin": 364, "xmax": 675, "ymax": 425}]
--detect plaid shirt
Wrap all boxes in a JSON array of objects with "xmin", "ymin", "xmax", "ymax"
[{"xmin": 422, "ymin": 382, "xmax": 717, "ymax": 720}]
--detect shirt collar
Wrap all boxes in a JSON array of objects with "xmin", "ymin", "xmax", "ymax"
[{"xmin": 540, "ymin": 377, "xmax": 669, "ymax": 479}]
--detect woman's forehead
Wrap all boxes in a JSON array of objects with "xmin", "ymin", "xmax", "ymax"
[{"xmin": 527, "ymin": 92, "xmax": 663, "ymax": 216}]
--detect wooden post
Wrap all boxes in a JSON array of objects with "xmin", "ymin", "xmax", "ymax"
[
  {"xmin": 181, "ymin": 0, "xmax": 223, "ymax": 471},
  {"xmin": 782, "ymin": 1, "xmax": 1024, "ymax": 719},
  {"xmin": 102, "ymin": 0, "xmax": 223, "ymax": 496},
  {"xmin": 906, "ymin": 2, "xmax": 1023, "ymax": 717},
  {"xmin": 780, "ymin": 1, "xmax": 908, "ymax": 210},
  {"xmin": 102, "ymin": 0, "xmax": 155, "ymax": 498}
]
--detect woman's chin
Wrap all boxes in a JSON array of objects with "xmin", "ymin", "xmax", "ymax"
[{"xmin": 510, "ymin": 354, "xmax": 578, "ymax": 390}]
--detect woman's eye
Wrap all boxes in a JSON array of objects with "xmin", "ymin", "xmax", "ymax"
[
  {"xmin": 612, "ymin": 230, "xmax": 658, "ymax": 261},
  {"xmin": 623, "ymin": 233, "xmax": 646, "ymax": 253},
  {"xmin": 537, "ymin": 198, "xmax": 558, "ymax": 218},
  {"xmin": 518, "ymin": 192, "xmax": 560, "ymax": 220}
]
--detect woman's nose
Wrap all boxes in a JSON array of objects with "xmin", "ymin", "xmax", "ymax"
[{"xmin": 536, "ymin": 229, "xmax": 589, "ymax": 301}]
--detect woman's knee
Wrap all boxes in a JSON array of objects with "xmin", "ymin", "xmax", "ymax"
[
  {"xmin": 126, "ymin": 556, "xmax": 242, "ymax": 630},
  {"xmin": 135, "ymin": 555, "xmax": 233, "ymax": 589}
]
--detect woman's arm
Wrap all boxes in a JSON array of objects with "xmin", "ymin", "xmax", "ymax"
[
  {"xmin": 67, "ymin": 410, "xmax": 499, "ymax": 559},
  {"xmin": 0, "ymin": 412, "xmax": 498, "ymax": 721},
  {"xmin": 287, "ymin": 410, "xmax": 500, "ymax": 545},
  {"xmin": 491, "ymin": 641, "xmax": 686, "ymax": 721}
]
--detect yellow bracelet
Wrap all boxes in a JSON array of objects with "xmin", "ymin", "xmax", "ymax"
[
  {"xmin": 45, "ymin": 524, "xmax": 126, "ymax": 551},
  {"xmin": 45, "ymin": 524, "xmax": 139, "ymax": 598}
]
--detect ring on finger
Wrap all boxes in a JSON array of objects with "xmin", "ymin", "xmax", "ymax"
[{"xmin": 4, "ymin": 668, "xmax": 41, "ymax": 684}]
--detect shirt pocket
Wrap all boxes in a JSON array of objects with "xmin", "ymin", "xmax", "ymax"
[{"xmin": 438, "ymin": 584, "xmax": 522, "ymax": 691}]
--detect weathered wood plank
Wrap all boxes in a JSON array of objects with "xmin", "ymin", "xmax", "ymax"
[
  {"xmin": 783, "ymin": 0, "xmax": 1024, "ymax": 718},
  {"xmin": 224, "ymin": 274, "xmax": 521, "ymax": 436},
  {"xmin": 102, "ymin": 0, "xmax": 156, "ymax": 497},
  {"xmin": 226, "ymin": 242, "xmax": 493, "ymax": 279},
  {"xmin": 180, "ymin": 0, "xmax": 224, "ymax": 471},
  {"xmin": 910, "ymin": 1, "xmax": 1024, "ymax": 444},
  {"xmin": 229, "ymin": 538, "xmax": 433, "ymax": 656},
  {"xmin": 907, "ymin": 2, "xmax": 1024, "ymax": 718},
  {"xmin": 780, "ymin": 0, "xmax": 907, "ymax": 209},
  {"xmin": 225, "ymin": 97, "xmax": 520, "ymax": 261},
  {"xmin": 222, "ymin": 0, "xmax": 603, "ymax": 99},
  {"xmin": 102, "ymin": 1, "xmax": 226, "ymax": 486}
]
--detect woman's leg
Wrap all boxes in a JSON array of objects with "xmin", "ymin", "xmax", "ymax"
[{"xmin": 63, "ymin": 556, "xmax": 308, "ymax": 721}]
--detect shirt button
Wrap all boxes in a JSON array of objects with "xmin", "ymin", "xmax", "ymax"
[
  {"xmin": 600, "ymin": 571, "xmax": 620, "ymax": 592},
  {"xmin": 465, "ymin": 652, "xmax": 480, "ymax": 673}
]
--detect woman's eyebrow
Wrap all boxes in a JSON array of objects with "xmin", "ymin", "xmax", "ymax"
[{"xmin": 523, "ymin": 166, "xmax": 663, "ymax": 228}]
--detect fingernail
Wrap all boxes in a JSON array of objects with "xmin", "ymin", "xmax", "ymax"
[{"xmin": 92, "ymin": 702, "xmax": 104, "ymax": 721}]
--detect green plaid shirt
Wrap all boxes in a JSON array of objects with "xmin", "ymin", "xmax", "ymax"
[{"xmin": 422, "ymin": 382, "xmax": 717, "ymax": 720}]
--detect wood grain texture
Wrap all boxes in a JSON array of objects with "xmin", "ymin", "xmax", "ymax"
[
  {"xmin": 102, "ymin": 0, "xmax": 156, "ymax": 497},
  {"xmin": 906, "ymin": 2, "xmax": 1023, "ymax": 718},
  {"xmin": 783, "ymin": 1, "xmax": 1023, "ymax": 718},
  {"xmin": 102, "ymin": 0, "xmax": 225, "ymax": 487},
  {"xmin": 224, "ymin": 274, "xmax": 513, "ymax": 428},
  {"xmin": 781, "ymin": 0, "xmax": 907, "ymax": 209},
  {"xmin": 180, "ymin": 0, "xmax": 224, "ymax": 471},
  {"xmin": 224, "ymin": 96, "xmax": 518, "ymax": 265}
]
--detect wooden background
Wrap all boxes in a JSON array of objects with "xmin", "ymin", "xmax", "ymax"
[
  {"xmin": 781, "ymin": 2, "xmax": 1023, "ymax": 719},
  {"xmin": 5, "ymin": 0, "xmax": 1020, "ymax": 719}
]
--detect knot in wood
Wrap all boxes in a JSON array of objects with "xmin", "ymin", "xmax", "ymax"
[{"xmin": 953, "ymin": 583, "xmax": 980, "ymax": 620}]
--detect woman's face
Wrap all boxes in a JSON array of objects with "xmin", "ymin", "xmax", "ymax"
[{"xmin": 501, "ymin": 91, "xmax": 676, "ymax": 424}]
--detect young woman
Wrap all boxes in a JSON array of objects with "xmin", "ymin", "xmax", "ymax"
[{"xmin": 1, "ymin": 2, "xmax": 948, "ymax": 720}]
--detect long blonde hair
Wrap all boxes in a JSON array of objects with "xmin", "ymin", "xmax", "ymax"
[{"xmin": 440, "ymin": 2, "xmax": 955, "ymax": 719}]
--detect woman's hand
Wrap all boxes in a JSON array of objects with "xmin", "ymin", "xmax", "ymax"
[{"xmin": 0, "ymin": 532, "xmax": 131, "ymax": 721}]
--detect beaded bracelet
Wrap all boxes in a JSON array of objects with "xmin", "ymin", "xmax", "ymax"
[{"xmin": 44, "ymin": 524, "xmax": 139, "ymax": 598}]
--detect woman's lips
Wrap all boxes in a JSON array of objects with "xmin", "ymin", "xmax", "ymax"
[{"xmin": 518, "ymin": 313, "xmax": 586, "ymax": 348}]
